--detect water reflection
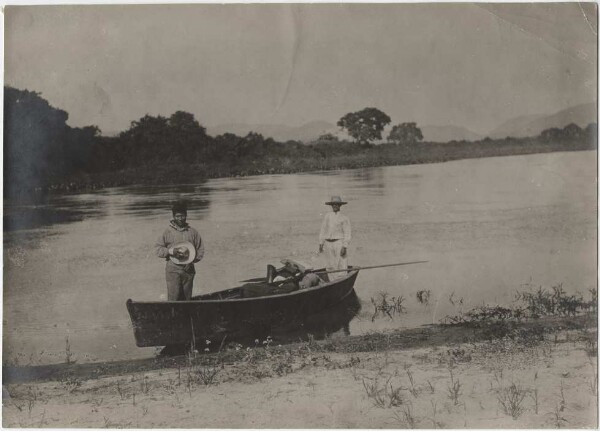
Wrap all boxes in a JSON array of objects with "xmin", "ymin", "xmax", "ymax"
[
  {"xmin": 113, "ymin": 183, "xmax": 214, "ymax": 218},
  {"xmin": 219, "ymin": 289, "xmax": 362, "ymax": 346},
  {"xmin": 3, "ymin": 182, "xmax": 216, "ymax": 231},
  {"xmin": 274, "ymin": 289, "xmax": 362, "ymax": 341},
  {"xmin": 3, "ymin": 203, "xmax": 105, "ymax": 231},
  {"xmin": 118, "ymin": 184, "xmax": 206, "ymax": 195},
  {"xmin": 347, "ymin": 168, "xmax": 384, "ymax": 186},
  {"xmin": 124, "ymin": 197, "xmax": 211, "ymax": 217}
]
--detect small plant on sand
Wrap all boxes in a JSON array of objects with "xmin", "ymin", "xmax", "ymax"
[
  {"xmin": 447, "ymin": 368, "xmax": 462, "ymax": 405},
  {"xmin": 428, "ymin": 400, "xmax": 444, "ymax": 428},
  {"xmin": 445, "ymin": 347, "xmax": 472, "ymax": 365},
  {"xmin": 38, "ymin": 409, "xmax": 47, "ymax": 427},
  {"xmin": 559, "ymin": 380, "xmax": 566, "ymax": 412},
  {"xmin": 90, "ymin": 397, "xmax": 104, "ymax": 413},
  {"xmin": 362, "ymin": 377, "xmax": 406, "ymax": 408},
  {"xmin": 272, "ymin": 351, "xmax": 294, "ymax": 376},
  {"xmin": 515, "ymin": 283, "xmax": 592, "ymax": 318},
  {"xmin": 25, "ymin": 386, "xmax": 38, "ymax": 416},
  {"xmin": 362, "ymin": 378, "xmax": 387, "ymax": 408},
  {"xmin": 576, "ymin": 326, "xmax": 598, "ymax": 358},
  {"xmin": 393, "ymin": 404, "xmax": 418, "ymax": 428},
  {"xmin": 403, "ymin": 404, "xmax": 417, "ymax": 428},
  {"xmin": 405, "ymin": 367, "xmax": 419, "ymax": 397},
  {"xmin": 589, "ymin": 359, "xmax": 597, "ymax": 395},
  {"xmin": 185, "ymin": 345, "xmax": 221, "ymax": 387},
  {"xmin": 387, "ymin": 383, "xmax": 405, "ymax": 407},
  {"xmin": 103, "ymin": 416, "xmax": 131, "ymax": 429},
  {"xmin": 529, "ymin": 387, "xmax": 539, "ymax": 414},
  {"xmin": 497, "ymin": 382, "xmax": 527, "ymax": 419},
  {"xmin": 116, "ymin": 380, "xmax": 125, "ymax": 400},
  {"xmin": 140, "ymin": 375, "xmax": 150, "ymax": 394},
  {"xmin": 61, "ymin": 376, "xmax": 82, "ymax": 393},
  {"xmin": 196, "ymin": 363, "xmax": 220, "ymax": 385},
  {"xmin": 588, "ymin": 288, "xmax": 597, "ymax": 313},
  {"xmin": 550, "ymin": 404, "xmax": 569, "ymax": 428},
  {"xmin": 65, "ymin": 336, "xmax": 74, "ymax": 364}
]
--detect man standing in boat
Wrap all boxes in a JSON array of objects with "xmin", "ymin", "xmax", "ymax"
[
  {"xmin": 319, "ymin": 196, "xmax": 351, "ymax": 279},
  {"xmin": 155, "ymin": 200, "xmax": 205, "ymax": 300}
]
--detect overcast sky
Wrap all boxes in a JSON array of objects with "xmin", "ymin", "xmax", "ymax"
[{"xmin": 5, "ymin": 3, "xmax": 597, "ymax": 135}]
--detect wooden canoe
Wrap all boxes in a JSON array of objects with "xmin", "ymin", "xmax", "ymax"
[{"xmin": 126, "ymin": 268, "xmax": 359, "ymax": 347}]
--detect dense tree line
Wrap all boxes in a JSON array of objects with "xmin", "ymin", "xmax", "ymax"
[
  {"xmin": 4, "ymin": 86, "xmax": 597, "ymax": 201},
  {"xmin": 4, "ymin": 86, "xmax": 99, "ymax": 200}
]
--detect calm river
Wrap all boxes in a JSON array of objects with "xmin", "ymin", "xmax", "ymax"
[{"xmin": 3, "ymin": 151, "xmax": 596, "ymax": 365}]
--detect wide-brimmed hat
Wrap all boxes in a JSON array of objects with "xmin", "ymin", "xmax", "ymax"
[
  {"xmin": 169, "ymin": 241, "xmax": 196, "ymax": 265},
  {"xmin": 325, "ymin": 196, "xmax": 347, "ymax": 206}
]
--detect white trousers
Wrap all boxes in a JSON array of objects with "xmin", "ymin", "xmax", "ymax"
[{"xmin": 323, "ymin": 240, "xmax": 348, "ymax": 279}]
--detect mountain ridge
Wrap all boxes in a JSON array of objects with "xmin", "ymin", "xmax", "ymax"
[
  {"xmin": 489, "ymin": 102, "xmax": 596, "ymax": 139},
  {"xmin": 203, "ymin": 102, "xmax": 597, "ymax": 143}
]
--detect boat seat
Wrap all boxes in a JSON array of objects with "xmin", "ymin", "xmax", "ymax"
[{"xmin": 240, "ymin": 280, "xmax": 299, "ymax": 298}]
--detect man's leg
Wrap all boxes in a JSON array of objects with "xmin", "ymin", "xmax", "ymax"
[
  {"xmin": 166, "ymin": 268, "xmax": 182, "ymax": 300},
  {"xmin": 330, "ymin": 241, "xmax": 348, "ymax": 279},
  {"xmin": 324, "ymin": 241, "xmax": 337, "ymax": 272},
  {"xmin": 181, "ymin": 271, "xmax": 195, "ymax": 300},
  {"xmin": 337, "ymin": 241, "xmax": 348, "ymax": 271}
]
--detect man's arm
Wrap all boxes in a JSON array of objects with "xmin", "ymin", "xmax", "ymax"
[
  {"xmin": 319, "ymin": 213, "xmax": 329, "ymax": 245},
  {"xmin": 341, "ymin": 215, "xmax": 351, "ymax": 248},
  {"xmin": 155, "ymin": 230, "xmax": 171, "ymax": 258},
  {"xmin": 318, "ymin": 213, "xmax": 329, "ymax": 253},
  {"xmin": 192, "ymin": 230, "xmax": 205, "ymax": 263}
]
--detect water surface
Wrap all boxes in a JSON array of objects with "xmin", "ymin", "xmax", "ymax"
[{"xmin": 3, "ymin": 151, "xmax": 596, "ymax": 365}]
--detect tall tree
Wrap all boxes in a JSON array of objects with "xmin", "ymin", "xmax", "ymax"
[
  {"xmin": 540, "ymin": 123, "xmax": 585, "ymax": 142},
  {"xmin": 115, "ymin": 111, "xmax": 209, "ymax": 166},
  {"xmin": 337, "ymin": 107, "xmax": 391, "ymax": 144},
  {"xmin": 4, "ymin": 86, "xmax": 100, "ymax": 198},
  {"xmin": 168, "ymin": 111, "xmax": 206, "ymax": 135},
  {"xmin": 387, "ymin": 122, "xmax": 424, "ymax": 144},
  {"xmin": 317, "ymin": 133, "xmax": 339, "ymax": 142}
]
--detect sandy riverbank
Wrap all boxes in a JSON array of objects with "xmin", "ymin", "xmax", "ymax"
[{"xmin": 3, "ymin": 314, "xmax": 597, "ymax": 428}]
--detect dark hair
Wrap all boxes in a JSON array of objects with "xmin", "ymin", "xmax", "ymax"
[{"xmin": 171, "ymin": 200, "xmax": 188, "ymax": 215}]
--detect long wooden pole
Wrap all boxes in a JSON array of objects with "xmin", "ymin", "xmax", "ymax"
[
  {"xmin": 313, "ymin": 260, "xmax": 429, "ymax": 275},
  {"xmin": 240, "ymin": 260, "xmax": 428, "ymax": 283}
]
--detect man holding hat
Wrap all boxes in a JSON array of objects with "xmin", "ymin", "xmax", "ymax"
[
  {"xmin": 319, "ymin": 196, "xmax": 351, "ymax": 278},
  {"xmin": 155, "ymin": 200, "xmax": 205, "ymax": 300}
]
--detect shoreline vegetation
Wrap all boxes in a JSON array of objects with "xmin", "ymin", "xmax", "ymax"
[
  {"xmin": 3, "ymin": 290, "xmax": 597, "ymax": 427},
  {"xmin": 4, "ymin": 86, "xmax": 597, "ymax": 203},
  {"xmin": 38, "ymin": 136, "xmax": 597, "ymax": 195},
  {"xmin": 3, "ymin": 313, "xmax": 595, "ymax": 385}
]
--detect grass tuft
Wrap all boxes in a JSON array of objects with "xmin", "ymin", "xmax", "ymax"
[{"xmin": 497, "ymin": 382, "xmax": 527, "ymax": 419}]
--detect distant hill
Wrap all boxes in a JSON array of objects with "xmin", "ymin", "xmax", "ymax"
[
  {"xmin": 488, "ymin": 102, "xmax": 597, "ymax": 139},
  {"xmin": 420, "ymin": 125, "xmax": 483, "ymax": 142},
  {"xmin": 207, "ymin": 102, "xmax": 596, "ymax": 143},
  {"xmin": 207, "ymin": 121, "xmax": 337, "ymax": 142}
]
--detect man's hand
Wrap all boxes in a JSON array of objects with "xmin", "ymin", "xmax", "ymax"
[
  {"xmin": 319, "ymin": 244, "xmax": 324, "ymax": 253},
  {"xmin": 170, "ymin": 247, "xmax": 185, "ymax": 259},
  {"xmin": 340, "ymin": 247, "xmax": 347, "ymax": 258}
]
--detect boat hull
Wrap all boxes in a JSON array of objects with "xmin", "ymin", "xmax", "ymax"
[{"xmin": 126, "ymin": 270, "xmax": 359, "ymax": 347}]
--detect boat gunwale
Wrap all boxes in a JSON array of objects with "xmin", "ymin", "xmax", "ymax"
[{"xmin": 127, "ymin": 269, "xmax": 359, "ymax": 305}]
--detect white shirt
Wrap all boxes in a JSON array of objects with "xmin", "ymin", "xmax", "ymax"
[{"xmin": 319, "ymin": 211, "xmax": 351, "ymax": 247}]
